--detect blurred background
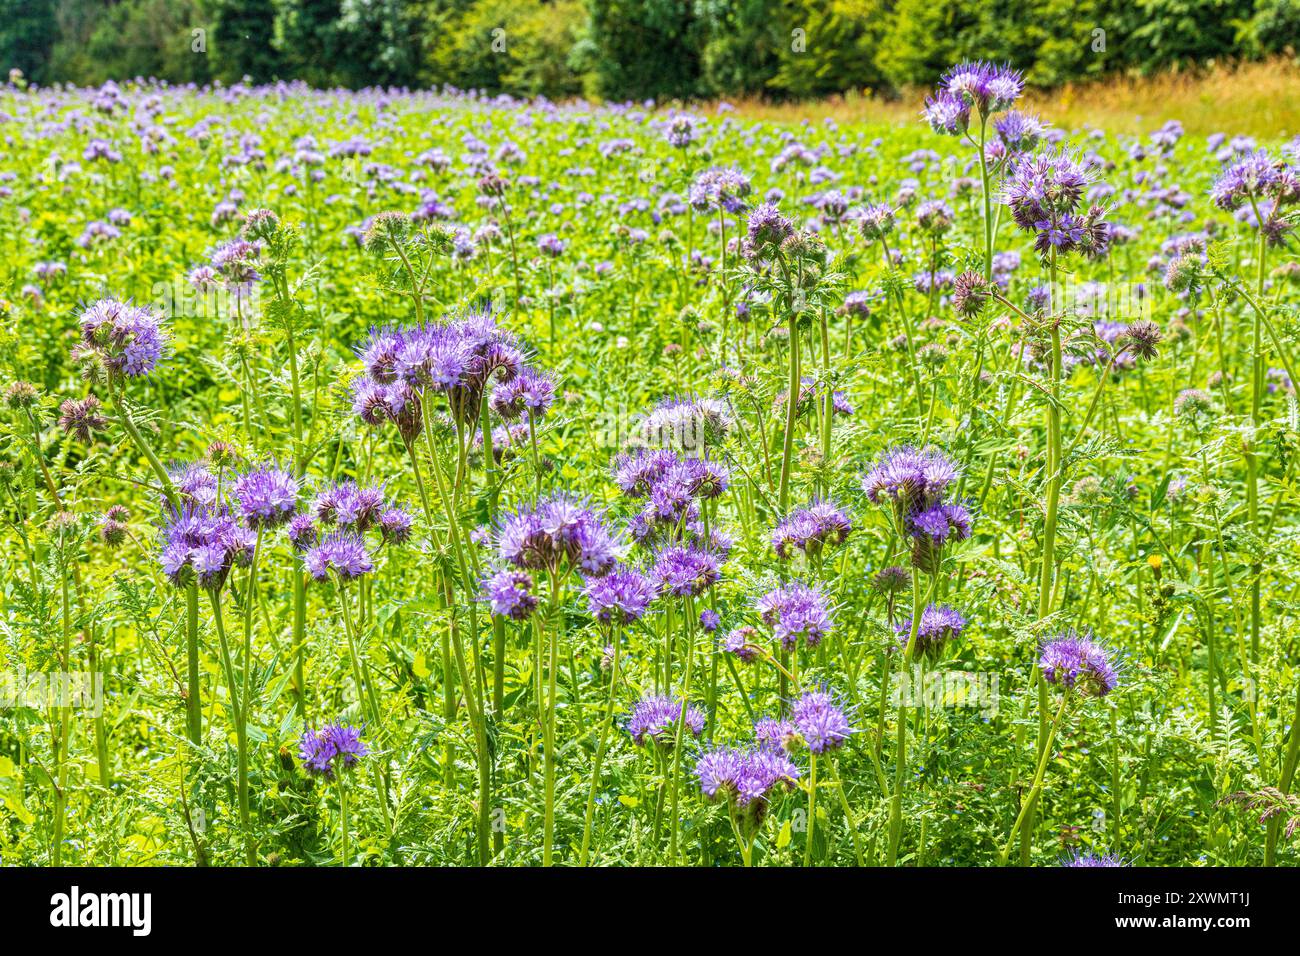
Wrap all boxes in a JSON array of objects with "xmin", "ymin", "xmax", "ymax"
[{"xmin": 2, "ymin": 1, "xmax": 1298, "ymax": 134}]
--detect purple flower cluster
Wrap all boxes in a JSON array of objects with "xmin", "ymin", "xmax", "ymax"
[
  {"xmin": 637, "ymin": 396, "xmax": 732, "ymax": 451},
  {"xmin": 690, "ymin": 167, "xmax": 753, "ymax": 213},
  {"xmin": 298, "ymin": 723, "xmax": 367, "ymax": 779},
  {"xmin": 482, "ymin": 567, "xmax": 539, "ymax": 621},
  {"xmin": 583, "ymin": 565, "xmax": 656, "ymax": 625},
  {"xmin": 756, "ymin": 581, "xmax": 833, "ymax": 650},
  {"xmin": 1004, "ymin": 149, "xmax": 1111, "ymax": 259},
  {"xmin": 1062, "ymin": 850, "xmax": 1125, "ymax": 867},
  {"xmin": 159, "ymin": 501, "xmax": 256, "ymax": 591},
  {"xmin": 303, "ymin": 531, "xmax": 375, "ymax": 582},
  {"xmin": 1210, "ymin": 150, "xmax": 1298, "ymax": 244},
  {"xmin": 652, "ymin": 543, "xmax": 723, "ymax": 598},
  {"xmin": 628, "ymin": 694, "xmax": 705, "ymax": 747},
  {"xmin": 695, "ymin": 747, "xmax": 799, "ymax": 813},
  {"xmin": 352, "ymin": 306, "xmax": 536, "ymax": 436},
  {"xmin": 896, "ymin": 603, "xmax": 967, "ymax": 659},
  {"xmin": 73, "ymin": 298, "xmax": 165, "ymax": 380},
  {"xmin": 791, "ymin": 689, "xmax": 853, "ymax": 754},
  {"xmin": 771, "ymin": 499, "xmax": 852, "ymax": 560},
  {"xmin": 233, "ymin": 464, "xmax": 299, "ymax": 530},
  {"xmin": 723, "ymin": 625, "xmax": 761, "ymax": 663},
  {"xmin": 924, "ymin": 62, "xmax": 1023, "ymax": 135},
  {"xmin": 496, "ymin": 494, "xmax": 617, "ymax": 575},
  {"xmin": 1040, "ymin": 632, "xmax": 1119, "ymax": 697},
  {"xmin": 614, "ymin": 448, "xmax": 730, "ymax": 545},
  {"xmin": 862, "ymin": 446, "xmax": 971, "ymax": 573}
]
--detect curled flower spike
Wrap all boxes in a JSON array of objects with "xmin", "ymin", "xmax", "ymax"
[
  {"xmin": 896, "ymin": 604, "xmax": 967, "ymax": 659},
  {"xmin": 771, "ymin": 499, "xmax": 853, "ymax": 561},
  {"xmin": 496, "ymin": 494, "xmax": 618, "ymax": 576},
  {"xmin": 583, "ymin": 565, "xmax": 655, "ymax": 625},
  {"xmin": 481, "ymin": 567, "xmax": 538, "ymax": 621},
  {"xmin": 299, "ymin": 723, "xmax": 367, "ymax": 779},
  {"xmin": 1039, "ymin": 632, "xmax": 1119, "ymax": 698},
  {"xmin": 73, "ymin": 298, "xmax": 166, "ymax": 381},
  {"xmin": 791, "ymin": 689, "xmax": 854, "ymax": 754},
  {"xmin": 653, "ymin": 544, "xmax": 722, "ymax": 598},
  {"xmin": 303, "ymin": 531, "xmax": 374, "ymax": 582},
  {"xmin": 233, "ymin": 464, "xmax": 299, "ymax": 530},
  {"xmin": 1062, "ymin": 850, "xmax": 1126, "ymax": 867},
  {"xmin": 755, "ymin": 581, "xmax": 833, "ymax": 650},
  {"xmin": 628, "ymin": 694, "xmax": 705, "ymax": 747},
  {"xmin": 723, "ymin": 625, "xmax": 760, "ymax": 663}
]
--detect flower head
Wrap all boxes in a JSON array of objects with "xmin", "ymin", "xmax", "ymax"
[
  {"xmin": 755, "ymin": 581, "xmax": 833, "ymax": 650},
  {"xmin": 74, "ymin": 299, "xmax": 166, "ymax": 380},
  {"xmin": 628, "ymin": 694, "xmax": 705, "ymax": 747},
  {"xmin": 482, "ymin": 567, "xmax": 538, "ymax": 621},
  {"xmin": 584, "ymin": 566, "xmax": 656, "ymax": 625},
  {"xmin": 233, "ymin": 464, "xmax": 299, "ymax": 530},
  {"xmin": 791, "ymin": 689, "xmax": 853, "ymax": 754},
  {"xmin": 896, "ymin": 604, "xmax": 967, "ymax": 659},
  {"xmin": 1040, "ymin": 632, "xmax": 1119, "ymax": 697},
  {"xmin": 299, "ymin": 723, "xmax": 367, "ymax": 779},
  {"xmin": 303, "ymin": 531, "xmax": 374, "ymax": 582}
]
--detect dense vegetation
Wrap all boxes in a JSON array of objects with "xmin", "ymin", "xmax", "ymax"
[
  {"xmin": 3, "ymin": 0, "xmax": 1299, "ymax": 99},
  {"xmin": 1, "ymin": 65, "xmax": 1300, "ymax": 867}
]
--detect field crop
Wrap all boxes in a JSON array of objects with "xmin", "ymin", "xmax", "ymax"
[{"xmin": 2, "ymin": 69, "xmax": 1299, "ymax": 867}]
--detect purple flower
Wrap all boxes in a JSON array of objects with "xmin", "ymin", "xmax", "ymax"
[
  {"xmin": 628, "ymin": 694, "xmax": 706, "ymax": 747},
  {"xmin": 1062, "ymin": 850, "xmax": 1125, "ymax": 867},
  {"xmin": 313, "ymin": 481, "xmax": 388, "ymax": 533},
  {"xmin": 158, "ymin": 502, "xmax": 256, "ymax": 591},
  {"xmin": 745, "ymin": 202, "xmax": 794, "ymax": 253},
  {"xmin": 287, "ymin": 513, "xmax": 318, "ymax": 551},
  {"xmin": 652, "ymin": 544, "xmax": 722, "ymax": 598},
  {"xmin": 482, "ymin": 567, "xmax": 538, "ymax": 621},
  {"xmin": 923, "ymin": 91, "xmax": 970, "ymax": 135},
  {"xmin": 791, "ymin": 689, "xmax": 853, "ymax": 754},
  {"xmin": 74, "ymin": 299, "xmax": 166, "ymax": 380},
  {"xmin": 1211, "ymin": 150, "xmax": 1295, "ymax": 212},
  {"xmin": 771, "ymin": 499, "xmax": 852, "ymax": 560},
  {"xmin": 303, "ymin": 532, "xmax": 374, "ymax": 582},
  {"xmin": 584, "ymin": 566, "xmax": 656, "ymax": 625},
  {"xmin": 862, "ymin": 446, "xmax": 959, "ymax": 514},
  {"xmin": 940, "ymin": 61, "xmax": 1023, "ymax": 114},
  {"xmin": 1040, "ymin": 632, "xmax": 1119, "ymax": 697},
  {"xmin": 754, "ymin": 717, "xmax": 797, "ymax": 754},
  {"xmin": 699, "ymin": 608, "xmax": 720, "ymax": 633},
  {"xmin": 723, "ymin": 625, "xmax": 760, "ymax": 663},
  {"xmin": 896, "ymin": 604, "xmax": 967, "ymax": 658},
  {"xmin": 857, "ymin": 202, "xmax": 895, "ymax": 242},
  {"xmin": 494, "ymin": 496, "xmax": 618, "ymax": 576},
  {"xmin": 379, "ymin": 507, "xmax": 413, "ymax": 545},
  {"xmin": 755, "ymin": 582, "xmax": 833, "ymax": 650},
  {"xmin": 490, "ymin": 366, "xmax": 555, "ymax": 421},
  {"xmin": 695, "ymin": 746, "xmax": 799, "ymax": 808},
  {"xmin": 612, "ymin": 448, "xmax": 679, "ymax": 498},
  {"xmin": 299, "ymin": 723, "xmax": 367, "ymax": 779},
  {"xmin": 232, "ymin": 464, "xmax": 299, "ymax": 529}
]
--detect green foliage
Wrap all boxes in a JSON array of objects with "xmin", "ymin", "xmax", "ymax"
[
  {"xmin": 0, "ymin": 1, "xmax": 1296, "ymax": 102},
  {"xmin": 423, "ymin": 0, "xmax": 585, "ymax": 97},
  {"xmin": 582, "ymin": 0, "xmax": 703, "ymax": 99}
]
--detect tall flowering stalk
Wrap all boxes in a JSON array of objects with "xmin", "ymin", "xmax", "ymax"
[
  {"xmin": 489, "ymin": 495, "xmax": 617, "ymax": 864},
  {"xmin": 863, "ymin": 446, "xmax": 970, "ymax": 865},
  {"xmin": 299, "ymin": 723, "xmax": 367, "ymax": 866},
  {"xmin": 923, "ymin": 61, "xmax": 1026, "ymax": 281},
  {"xmin": 999, "ymin": 633, "xmax": 1118, "ymax": 863}
]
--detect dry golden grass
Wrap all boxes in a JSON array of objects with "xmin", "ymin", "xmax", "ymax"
[{"xmin": 715, "ymin": 58, "xmax": 1300, "ymax": 140}]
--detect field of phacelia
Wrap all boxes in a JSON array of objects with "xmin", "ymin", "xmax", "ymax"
[{"xmin": 2, "ymin": 66, "xmax": 1300, "ymax": 867}]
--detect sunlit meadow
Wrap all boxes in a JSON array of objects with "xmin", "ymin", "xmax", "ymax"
[{"xmin": 2, "ymin": 68, "xmax": 1299, "ymax": 867}]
